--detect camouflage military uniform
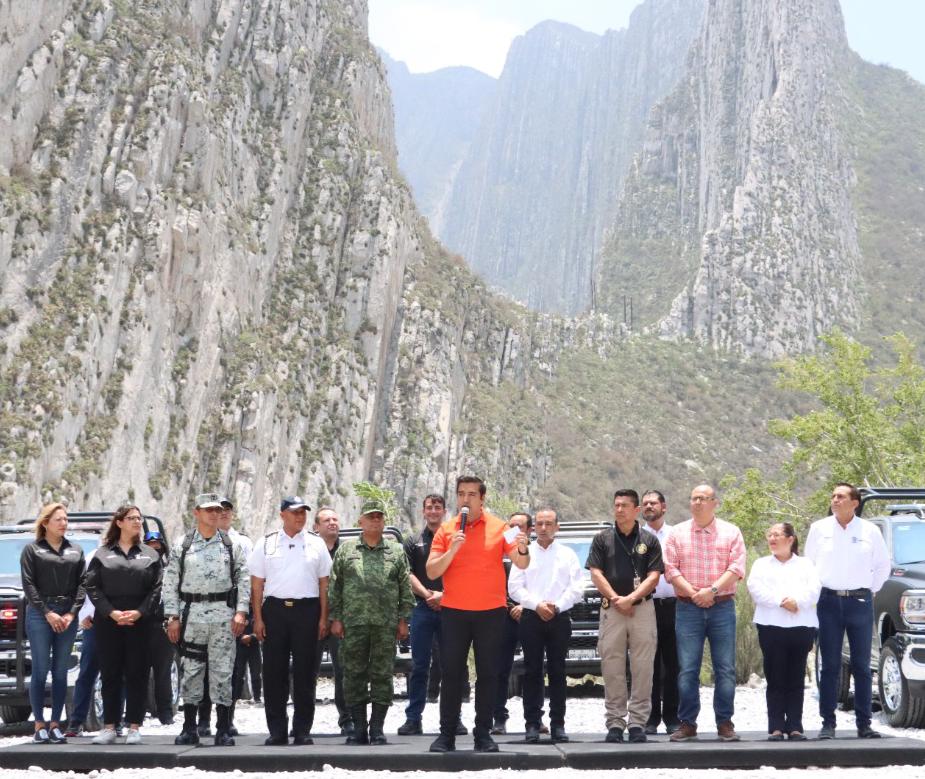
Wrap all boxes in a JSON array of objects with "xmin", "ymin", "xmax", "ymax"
[
  {"xmin": 163, "ymin": 529, "xmax": 250, "ymax": 707},
  {"xmin": 328, "ymin": 536, "xmax": 414, "ymax": 706}
]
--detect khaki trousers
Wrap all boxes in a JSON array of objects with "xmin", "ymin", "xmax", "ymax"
[{"xmin": 598, "ymin": 598, "xmax": 657, "ymax": 730}]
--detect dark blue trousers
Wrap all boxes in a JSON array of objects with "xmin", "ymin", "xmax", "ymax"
[
  {"xmin": 817, "ymin": 588, "xmax": 874, "ymax": 729},
  {"xmin": 405, "ymin": 602, "xmax": 441, "ymax": 722}
]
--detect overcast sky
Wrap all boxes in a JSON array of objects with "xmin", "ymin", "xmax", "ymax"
[{"xmin": 369, "ymin": 0, "xmax": 925, "ymax": 84}]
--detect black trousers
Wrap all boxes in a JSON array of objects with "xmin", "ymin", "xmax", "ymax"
[
  {"xmin": 262, "ymin": 597, "xmax": 321, "ymax": 738},
  {"xmin": 519, "ymin": 609, "xmax": 571, "ymax": 728},
  {"xmin": 493, "ymin": 612, "xmax": 521, "ymax": 721},
  {"xmin": 649, "ymin": 597, "xmax": 680, "ymax": 728},
  {"xmin": 232, "ymin": 637, "xmax": 262, "ymax": 701},
  {"xmin": 95, "ymin": 617, "xmax": 152, "ymax": 725},
  {"xmin": 313, "ymin": 634, "xmax": 350, "ymax": 728},
  {"xmin": 439, "ymin": 607, "xmax": 506, "ymax": 737},
  {"xmin": 757, "ymin": 624, "xmax": 817, "ymax": 734},
  {"xmin": 150, "ymin": 624, "xmax": 177, "ymax": 719}
]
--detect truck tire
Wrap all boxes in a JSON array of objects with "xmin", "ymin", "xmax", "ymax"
[
  {"xmin": 86, "ymin": 676, "xmax": 103, "ymax": 731},
  {"xmin": 0, "ymin": 705, "xmax": 32, "ymax": 724},
  {"xmin": 878, "ymin": 637, "xmax": 925, "ymax": 727}
]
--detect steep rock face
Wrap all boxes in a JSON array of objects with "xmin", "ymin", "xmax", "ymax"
[
  {"xmin": 380, "ymin": 52, "xmax": 495, "ymax": 234},
  {"xmin": 0, "ymin": 0, "xmax": 425, "ymax": 533},
  {"xmin": 598, "ymin": 0, "xmax": 862, "ymax": 357},
  {"xmin": 434, "ymin": 0, "xmax": 703, "ymax": 314}
]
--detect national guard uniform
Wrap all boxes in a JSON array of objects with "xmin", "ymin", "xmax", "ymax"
[
  {"xmin": 163, "ymin": 493, "xmax": 250, "ymax": 746},
  {"xmin": 248, "ymin": 496, "xmax": 332, "ymax": 745},
  {"xmin": 328, "ymin": 499, "xmax": 414, "ymax": 745}
]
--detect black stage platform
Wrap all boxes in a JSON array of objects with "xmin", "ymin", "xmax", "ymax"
[{"xmin": 2, "ymin": 731, "xmax": 923, "ymax": 772}]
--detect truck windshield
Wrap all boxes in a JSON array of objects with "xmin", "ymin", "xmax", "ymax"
[
  {"xmin": 555, "ymin": 538, "xmax": 593, "ymax": 580},
  {"xmin": 892, "ymin": 522, "xmax": 925, "ymax": 566}
]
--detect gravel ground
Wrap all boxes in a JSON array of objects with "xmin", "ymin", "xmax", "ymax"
[{"xmin": 3, "ymin": 678, "xmax": 925, "ymax": 777}]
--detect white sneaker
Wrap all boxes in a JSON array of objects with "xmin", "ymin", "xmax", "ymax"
[
  {"xmin": 92, "ymin": 728, "xmax": 118, "ymax": 745},
  {"xmin": 125, "ymin": 729, "xmax": 142, "ymax": 745}
]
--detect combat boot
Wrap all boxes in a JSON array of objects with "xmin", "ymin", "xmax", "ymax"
[
  {"xmin": 368, "ymin": 703, "xmax": 389, "ymax": 745},
  {"xmin": 227, "ymin": 702, "xmax": 239, "ymax": 737},
  {"xmin": 174, "ymin": 704, "xmax": 200, "ymax": 745},
  {"xmin": 214, "ymin": 704, "xmax": 235, "ymax": 746},
  {"xmin": 346, "ymin": 704, "xmax": 369, "ymax": 745}
]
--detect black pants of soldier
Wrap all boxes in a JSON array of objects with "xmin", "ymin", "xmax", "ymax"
[
  {"xmin": 439, "ymin": 607, "xmax": 506, "ymax": 738},
  {"xmin": 313, "ymin": 634, "xmax": 350, "ymax": 729},
  {"xmin": 519, "ymin": 609, "xmax": 571, "ymax": 728},
  {"xmin": 233, "ymin": 639, "xmax": 262, "ymax": 701},
  {"xmin": 648, "ymin": 597, "xmax": 680, "ymax": 730},
  {"xmin": 150, "ymin": 625, "xmax": 177, "ymax": 722},
  {"xmin": 96, "ymin": 617, "xmax": 152, "ymax": 725},
  {"xmin": 262, "ymin": 597, "xmax": 321, "ymax": 739},
  {"xmin": 493, "ymin": 613, "xmax": 520, "ymax": 723}
]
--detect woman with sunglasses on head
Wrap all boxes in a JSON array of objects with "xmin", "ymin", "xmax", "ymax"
[
  {"xmin": 83, "ymin": 505, "xmax": 162, "ymax": 744},
  {"xmin": 20, "ymin": 503, "xmax": 86, "ymax": 744},
  {"xmin": 747, "ymin": 522, "xmax": 821, "ymax": 741}
]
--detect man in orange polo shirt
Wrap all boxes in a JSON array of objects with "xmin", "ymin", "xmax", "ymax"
[{"xmin": 426, "ymin": 476, "xmax": 530, "ymax": 753}]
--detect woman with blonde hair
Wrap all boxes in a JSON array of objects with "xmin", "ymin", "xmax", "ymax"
[
  {"xmin": 20, "ymin": 503, "xmax": 86, "ymax": 744},
  {"xmin": 84, "ymin": 505, "xmax": 162, "ymax": 744}
]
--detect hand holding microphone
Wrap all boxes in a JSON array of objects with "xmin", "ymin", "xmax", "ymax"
[{"xmin": 450, "ymin": 506, "xmax": 469, "ymax": 551}]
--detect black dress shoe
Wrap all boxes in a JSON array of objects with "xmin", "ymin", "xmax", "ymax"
[
  {"xmin": 429, "ymin": 734, "xmax": 455, "ymax": 753},
  {"xmin": 550, "ymin": 726, "xmax": 569, "ymax": 743},
  {"xmin": 490, "ymin": 719, "xmax": 507, "ymax": 735},
  {"xmin": 818, "ymin": 725, "xmax": 836, "ymax": 740},
  {"xmin": 292, "ymin": 733, "xmax": 314, "ymax": 746},
  {"xmin": 606, "ymin": 727, "xmax": 624, "ymax": 743},
  {"xmin": 525, "ymin": 724, "xmax": 540, "ymax": 744},
  {"xmin": 398, "ymin": 720, "xmax": 423, "ymax": 735},
  {"xmin": 455, "ymin": 721, "xmax": 468, "ymax": 735},
  {"xmin": 474, "ymin": 733, "xmax": 499, "ymax": 752},
  {"xmin": 264, "ymin": 734, "xmax": 288, "ymax": 746},
  {"xmin": 857, "ymin": 726, "xmax": 881, "ymax": 739},
  {"xmin": 644, "ymin": 724, "xmax": 658, "ymax": 735}
]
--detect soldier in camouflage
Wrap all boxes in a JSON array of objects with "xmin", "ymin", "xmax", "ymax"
[
  {"xmin": 328, "ymin": 499, "xmax": 414, "ymax": 745},
  {"xmin": 164, "ymin": 493, "xmax": 250, "ymax": 746}
]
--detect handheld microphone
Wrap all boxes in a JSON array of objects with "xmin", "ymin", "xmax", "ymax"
[{"xmin": 460, "ymin": 506, "xmax": 469, "ymax": 533}]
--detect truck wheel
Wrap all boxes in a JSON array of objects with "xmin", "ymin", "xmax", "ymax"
[
  {"xmin": 0, "ymin": 705, "xmax": 32, "ymax": 724},
  {"xmin": 86, "ymin": 676, "xmax": 103, "ymax": 731},
  {"xmin": 878, "ymin": 637, "xmax": 925, "ymax": 727}
]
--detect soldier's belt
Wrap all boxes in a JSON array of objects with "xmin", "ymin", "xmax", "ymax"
[
  {"xmin": 179, "ymin": 590, "xmax": 232, "ymax": 603},
  {"xmin": 265, "ymin": 596, "xmax": 318, "ymax": 607}
]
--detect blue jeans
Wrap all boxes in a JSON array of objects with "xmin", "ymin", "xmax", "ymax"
[
  {"xmin": 817, "ymin": 588, "xmax": 873, "ymax": 729},
  {"xmin": 675, "ymin": 598, "xmax": 736, "ymax": 725},
  {"xmin": 405, "ymin": 602, "xmax": 441, "ymax": 721},
  {"xmin": 26, "ymin": 604, "xmax": 78, "ymax": 724},
  {"xmin": 71, "ymin": 624, "xmax": 99, "ymax": 724}
]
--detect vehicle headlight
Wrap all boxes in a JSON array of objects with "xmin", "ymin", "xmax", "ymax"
[{"xmin": 900, "ymin": 590, "xmax": 925, "ymax": 627}]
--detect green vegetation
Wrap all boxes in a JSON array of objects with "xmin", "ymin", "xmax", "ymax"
[{"xmin": 352, "ymin": 481, "xmax": 399, "ymax": 524}]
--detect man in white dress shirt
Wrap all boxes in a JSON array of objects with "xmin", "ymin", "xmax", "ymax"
[
  {"xmin": 248, "ymin": 496, "xmax": 332, "ymax": 745},
  {"xmin": 509, "ymin": 508, "xmax": 585, "ymax": 743},
  {"xmin": 642, "ymin": 490, "xmax": 680, "ymax": 735},
  {"xmin": 805, "ymin": 482, "xmax": 891, "ymax": 739}
]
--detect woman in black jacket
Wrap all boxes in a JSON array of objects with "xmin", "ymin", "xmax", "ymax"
[
  {"xmin": 20, "ymin": 503, "xmax": 86, "ymax": 744},
  {"xmin": 83, "ymin": 505, "xmax": 162, "ymax": 744}
]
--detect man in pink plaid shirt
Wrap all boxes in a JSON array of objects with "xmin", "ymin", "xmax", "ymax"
[{"xmin": 663, "ymin": 484, "xmax": 746, "ymax": 743}]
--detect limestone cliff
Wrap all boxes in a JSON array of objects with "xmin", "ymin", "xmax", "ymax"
[
  {"xmin": 432, "ymin": 0, "xmax": 704, "ymax": 315},
  {"xmin": 598, "ymin": 0, "xmax": 863, "ymax": 356}
]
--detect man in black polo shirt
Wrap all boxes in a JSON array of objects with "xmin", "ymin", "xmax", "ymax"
[
  {"xmin": 398, "ymin": 494, "xmax": 449, "ymax": 735},
  {"xmin": 586, "ymin": 489, "xmax": 663, "ymax": 744}
]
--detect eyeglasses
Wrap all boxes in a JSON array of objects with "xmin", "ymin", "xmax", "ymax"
[
  {"xmin": 122, "ymin": 516, "xmax": 143, "ymax": 523},
  {"xmin": 691, "ymin": 496, "xmax": 716, "ymax": 503}
]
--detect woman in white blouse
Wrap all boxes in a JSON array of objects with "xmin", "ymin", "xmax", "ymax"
[{"xmin": 747, "ymin": 522, "xmax": 821, "ymax": 741}]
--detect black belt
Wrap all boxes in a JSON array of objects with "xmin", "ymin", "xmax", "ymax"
[
  {"xmin": 265, "ymin": 596, "xmax": 319, "ymax": 607},
  {"xmin": 822, "ymin": 587, "xmax": 871, "ymax": 597},
  {"xmin": 654, "ymin": 597, "xmax": 677, "ymax": 605},
  {"xmin": 180, "ymin": 590, "xmax": 231, "ymax": 603}
]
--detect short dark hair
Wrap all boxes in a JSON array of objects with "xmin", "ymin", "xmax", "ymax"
[
  {"xmin": 423, "ymin": 494, "xmax": 445, "ymax": 509},
  {"xmin": 642, "ymin": 490, "xmax": 666, "ymax": 504},
  {"xmin": 509, "ymin": 511, "xmax": 533, "ymax": 528},
  {"xmin": 834, "ymin": 481, "xmax": 861, "ymax": 504},
  {"xmin": 456, "ymin": 475, "xmax": 486, "ymax": 497},
  {"xmin": 613, "ymin": 489, "xmax": 640, "ymax": 507},
  {"xmin": 533, "ymin": 506, "xmax": 558, "ymax": 521}
]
